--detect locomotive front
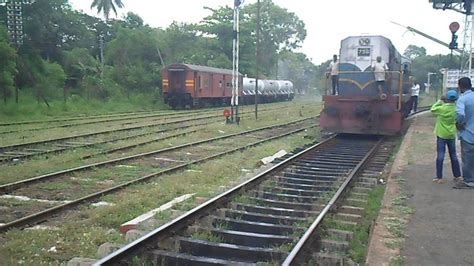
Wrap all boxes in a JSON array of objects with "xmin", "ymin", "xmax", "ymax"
[{"xmin": 320, "ymin": 36, "xmax": 412, "ymax": 135}]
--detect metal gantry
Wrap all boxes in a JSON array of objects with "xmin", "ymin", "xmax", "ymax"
[{"xmin": 430, "ymin": 0, "xmax": 474, "ymax": 75}]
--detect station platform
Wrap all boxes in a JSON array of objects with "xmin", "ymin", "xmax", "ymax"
[{"xmin": 366, "ymin": 113, "xmax": 474, "ymax": 265}]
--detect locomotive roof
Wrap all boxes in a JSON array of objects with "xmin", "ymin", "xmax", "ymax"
[
  {"xmin": 166, "ymin": 63, "xmax": 241, "ymax": 76},
  {"xmin": 341, "ymin": 35, "xmax": 390, "ymax": 42}
]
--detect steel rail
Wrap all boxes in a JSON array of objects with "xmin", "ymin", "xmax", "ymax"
[
  {"xmin": 0, "ymin": 103, "xmax": 312, "ymax": 161},
  {"xmin": 0, "ymin": 113, "xmax": 218, "ymax": 151},
  {"xmin": 0, "ymin": 119, "xmax": 216, "ymax": 163},
  {"xmin": 0, "ymin": 124, "xmax": 317, "ymax": 233},
  {"xmin": 0, "ymin": 109, "xmax": 205, "ymax": 127},
  {"xmin": 282, "ymin": 138, "xmax": 383, "ymax": 265},
  {"xmin": 93, "ymin": 133, "xmax": 335, "ymax": 265},
  {"xmin": 0, "ymin": 116, "xmax": 317, "ymax": 193},
  {"xmin": 0, "ymin": 103, "xmax": 314, "ymax": 162},
  {"xmin": 79, "ymin": 128, "xmax": 200, "ymax": 160},
  {"xmin": 0, "ymin": 108, "xmax": 212, "ymax": 135},
  {"xmin": 0, "ymin": 101, "xmax": 302, "ymax": 127}
]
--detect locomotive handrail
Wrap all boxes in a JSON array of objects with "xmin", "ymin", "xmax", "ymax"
[
  {"xmin": 398, "ymin": 70, "xmax": 404, "ymax": 111},
  {"xmin": 325, "ymin": 70, "xmax": 405, "ymax": 101}
]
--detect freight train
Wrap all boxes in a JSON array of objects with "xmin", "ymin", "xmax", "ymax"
[
  {"xmin": 162, "ymin": 63, "xmax": 294, "ymax": 108},
  {"xmin": 320, "ymin": 35, "xmax": 412, "ymax": 135}
]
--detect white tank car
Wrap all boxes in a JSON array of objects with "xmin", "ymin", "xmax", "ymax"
[{"xmin": 242, "ymin": 78, "xmax": 294, "ymax": 96}]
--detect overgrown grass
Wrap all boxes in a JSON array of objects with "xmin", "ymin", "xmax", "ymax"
[
  {"xmin": 0, "ymin": 92, "xmax": 167, "ymax": 122},
  {"xmin": 383, "ymin": 181, "xmax": 413, "ymax": 249},
  {"xmin": 190, "ymin": 232, "xmax": 223, "ymax": 243},
  {"xmin": 389, "ymin": 255, "xmax": 406, "ymax": 266},
  {"xmin": 348, "ymin": 185, "xmax": 386, "ymax": 263}
]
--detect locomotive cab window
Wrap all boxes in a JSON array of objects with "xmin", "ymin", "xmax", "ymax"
[{"xmin": 357, "ymin": 48, "xmax": 371, "ymax": 57}]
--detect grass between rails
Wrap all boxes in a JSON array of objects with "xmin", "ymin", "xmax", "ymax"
[
  {"xmin": 0, "ymin": 127, "xmax": 320, "ymax": 264},
  {"xmin": 0, "ymin": 102, "xmax": 321, "ymax": 185},
  {"xmin": 348, "ymin": 185, "xmax": 385, "ymax": 263}
]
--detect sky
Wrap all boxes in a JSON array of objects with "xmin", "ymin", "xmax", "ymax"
[{"xmin": 69, "ymin": 0, "xmax": 466, "ymax": 65}]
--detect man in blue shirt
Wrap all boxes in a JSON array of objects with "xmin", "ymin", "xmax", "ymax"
[{"xmin": 455, "ymin": 77, "xmax": 474, "ymax": 188}]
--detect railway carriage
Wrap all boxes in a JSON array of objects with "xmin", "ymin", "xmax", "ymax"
[
  {"xmin": 162, "ymin": 63, "xmax": 294, "ymax": 108},
  {"xmin": 162, "ymin": 64, "xmax": 240, "ymax": 108},
  {"xmin": 320, "ymin": 35, "xmax": 412, "ymax": 135}
]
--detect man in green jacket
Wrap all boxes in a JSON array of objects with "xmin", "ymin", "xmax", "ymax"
[{"xmin": 431, "ymin": 90, "xmax": 462, "ymax": 183}]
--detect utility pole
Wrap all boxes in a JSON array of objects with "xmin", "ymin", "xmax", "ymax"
[
  {"xmin": 99, "ymin": 34, "xmax": 104, "ymax": 80},
  {"xmin": 255, "ymin": 0, "xmax": 260, "ymax": 120},
  {"xmin": 3, "ymin": 0, "xmax": 36, "ymax": 103},
  {"xmin": 231, "ymin": 0, "xmax": 242, "ymax": 124}
]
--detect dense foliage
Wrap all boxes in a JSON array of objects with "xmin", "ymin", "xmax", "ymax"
[
  {"xmin": 0, "ymin": 0, "xmax": 322, "ymax": 107},
  {"xmin": 403, "ymin": 44, "xmax": 462, "ymax": 92},
  {"xmin": 0, "ymin": 0, "xmax": 459, "ymax": 108}
]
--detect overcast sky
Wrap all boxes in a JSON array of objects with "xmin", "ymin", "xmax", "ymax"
[{"xmin": 70, "ymin": 0, "xmax": 466, "ymax": 64}]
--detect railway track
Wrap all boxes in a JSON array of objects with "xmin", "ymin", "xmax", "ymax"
[
  {"xmin": 0, "ymin": 109, "xmax": 210, "ymax": 135},
  {"xmin": 0, "ymin": 109, "xmax": 161, "ymax": 127},
  {"xmin": 0, "ymin": 113, "xmax": 216, "ymax": 163},
  {"xmin": 0, "ymin": 117, "xmax": 317, "ymax": 232},
  {"xmin": 0, "ymin": 103, "xmax": 312, "ymax": 163},
  {"xmin": 92, "ymin": 134, "xmax": 387, "ymax": 265}
]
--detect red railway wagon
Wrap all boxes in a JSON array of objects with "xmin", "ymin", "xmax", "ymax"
[{"xmin": 162, "ymin": 64, "xmax": 242, "ymax": 108}]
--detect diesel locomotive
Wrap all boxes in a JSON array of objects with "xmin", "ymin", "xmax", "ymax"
[
  {"xmin": 162, "ymin": 63, "xmax": 294, "ymax": 108},
  {"xmin": 320, "ymin": 35, "xmax": 412, "ymax": 135}
]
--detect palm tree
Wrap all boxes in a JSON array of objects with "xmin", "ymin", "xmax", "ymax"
[
  {"xmin": 91, "ymin": 0, "xmax": 124, "ymax": 79},
  {"xmin": 91, "ymin": 0, "xmax": 124, "ymax": 21}
]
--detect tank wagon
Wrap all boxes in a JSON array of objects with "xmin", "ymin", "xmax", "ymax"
[
  {"xmin": 320, "ymin": 35, "xmax": 412, "ymax": 135},
  {"xmin": 162, "ymin": 63, "xmax": 294, "ymax": 108},
  {"xmin": 242, "ymin": 78, "xmax": 294, "ymax": 103}
]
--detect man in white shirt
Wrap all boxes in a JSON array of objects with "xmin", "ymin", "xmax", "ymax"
[
  {"xmin": 327, "ymin": 54, "xmax": 339, "ymax": 95},
  {"xmin": 411, "ymin": 81, "xmax": 420, "ymax": 112},
  {"xmin": 371, "ymin": 56, "xmax": 389, "ymax": 99}
]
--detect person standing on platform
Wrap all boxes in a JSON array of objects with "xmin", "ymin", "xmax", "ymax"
[
  {"xmin": 327, "ymin": 54, "xmax": 339, "ymax": 95},
  {"xmin": 455, "ymin": 77, "xmax": 474, "ymax": 188},
  {"xmin": 431, "ymin": 90, "xmax": 462, "ymax": 184},
  {"xmin": 371, "ymin": 56, "xmax": 389, "ymax": 99},
  {"xmin": 411, "ymin": 81, "xmax": 420, "ymax": 113}
]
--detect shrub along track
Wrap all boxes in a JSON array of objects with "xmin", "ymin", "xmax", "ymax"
[
  {"xmin": 0, "ymin": 103, "xmax": 312, "ymax": 163},
  {"xmin": 0, "ymin": 117, "xmax": 317, "ymax": 233},
  {"xmin": 92, "ymin": 134, "xmax": 392, "ymax": 265}
]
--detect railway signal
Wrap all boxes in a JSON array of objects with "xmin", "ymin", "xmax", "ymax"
[{"xmin": 449, "ymin": 22, "xmax": 460, "ymax": 49}]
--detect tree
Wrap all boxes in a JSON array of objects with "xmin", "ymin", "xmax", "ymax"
[
  {"xmin": 278, "ymin": 51, "xmax": 316, "ymax": 94},
  {"xmin": 62, "ymin": 48, "xmax": 100, "ymax": 93},
  {"xmin": 91, "ymin": 0, "xmax": 124, "ymax": 21},
  {"xmin": 91, "ymin": 0, "xmax": 124, "ymax": 80},
  {"xmin": 106, "ymin": 26, "xmax": 161, "ymax": 94},
  {"xmin": 404, "ymin": 45, "xmax": 427, "ymax": 60},
  {"xmin": 197, "ymin": 0, "xmax": 307, "ymax": 77},
  {"xmin": 0, "ymin": 26, "xmax": 17, "ymax": 103}
]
